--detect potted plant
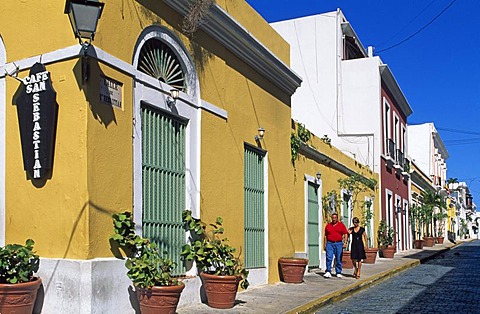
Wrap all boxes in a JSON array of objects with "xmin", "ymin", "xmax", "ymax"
[
  {"xmin": 181, "ymin": 210, "xmax": 249, "ymax": 309},
  {"xmin": 362, "ymin": 200, "xmax": 378, "ymax": 264},
  {"xmin": 111, "ymin": 211, "xmax": 184, "ymax": 314},
  {"xmin": 434, "ymin": 212, "xmax": 448, "ymax": 244},
  {"xmin": 377, "ymin": 220, "xmax": 396, "ymax": 258},
  {"xmin": 420, "ymin": 190, "xmax": 446, "ymax": 247},
  {"xmin": 337, "ymin": 174, "xmax": 377, "ymax": 267},
  {"xmin": 278, "ymin": 257, "xmax": 308, "ymax": 283},
  {"xmin": 410, "ymin": 203, "xmax": 425, "ymax": 249},
  {"xmin": 0, "ymin": 239, "xmax": 41, "ymax": 314}
]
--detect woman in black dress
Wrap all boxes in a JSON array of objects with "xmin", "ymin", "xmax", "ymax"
[{"xmin": 348, "ymin": 217, "xmax": 368, "ymax": 279}]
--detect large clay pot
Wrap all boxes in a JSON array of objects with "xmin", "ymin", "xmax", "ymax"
[
  {"xmin": 364, "ymin": 248, "xmax": 378, "ymax": 264},
  {"xmin": 414, "ymin": 239, "xmax": 424, "ymax": 249},
  {"xmin": 340, "ymin": 250, "xmax": 354, "ymax": 269},
  {"xmin": 200, "ymin": 272, "xmax": 239, "ymax": 309},
  {"xmin": 379, "ymin": 245, "xmax": 395, "ymax": 258},
  {"xmin": 0, "ymin": 277, "xmax": 42, "ymax": 314},
  {"xmin": 278, "ymin": 257, "xmax": 308, "ymax": 283},
  {"xmin": 423, "ymin": 236, "xmax": 435, "ymax": 247},
  {"xmin": 435, "ymin": 236, "xmax": 445, "ymax": 244},
  {"xmin": 136, "ymin": 282, "xmax": 185, "ymax": 314}
]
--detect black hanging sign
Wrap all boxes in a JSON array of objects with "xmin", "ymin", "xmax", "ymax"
[{"xmin": 15, "ymin": 62, "xmax": 57, "ymax": 180}]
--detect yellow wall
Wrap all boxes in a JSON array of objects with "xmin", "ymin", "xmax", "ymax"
[
  {"xmin": 293, "ymin": 127, "xmax": 380, "ymax": 256},
  {"xmin": 5, "ymin": 60, "xmax": 91, "ymax": 258},
  {"xmin": 1, "ymin": 0, "xmax": 295, "ymax": 264},
  {"xmin": 199, "ymin": 49, "xmax": 294, "ymax": 284}
]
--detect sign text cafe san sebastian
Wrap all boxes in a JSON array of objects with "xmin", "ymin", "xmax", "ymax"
[{"xmin": 16, "ymin": 62, "xmax": 57, "ymax": 180}]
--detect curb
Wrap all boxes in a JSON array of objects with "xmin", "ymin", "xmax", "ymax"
[{"xmin": 288, "ymin": 245, "xmax": 457, "ymax": 314}]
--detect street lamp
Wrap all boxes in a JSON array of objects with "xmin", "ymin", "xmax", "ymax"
[{"xmin": 65, "ymin": 0, "xmax": 105, "ymax": 82}]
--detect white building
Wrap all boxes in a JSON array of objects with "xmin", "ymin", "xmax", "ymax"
[
  {"xmin": 272, "ymin": 10, "xmax": 413, "ymax": 251},
  {"xmin": 408, "ymin": 123, "xmax": 449, "ymax": 190}
]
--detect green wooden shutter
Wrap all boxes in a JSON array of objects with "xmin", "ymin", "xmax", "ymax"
[
  {"xmin": 141, "ymin": 104, "xmax": 186, "ymax": 275},
  {"xmin": 307, "ymin": 182, "xmax": 320, "ymax": 267},
  {"xmin": 244, "ymin": 146, "xmax": 265, "ymax": 269}
]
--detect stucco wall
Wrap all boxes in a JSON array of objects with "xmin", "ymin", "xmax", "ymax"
[{"xmin": 294, "ymin": 126, "xmax": 379, "ymax": 271}]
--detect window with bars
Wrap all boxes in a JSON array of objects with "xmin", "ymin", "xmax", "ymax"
[
  {"xmin": 244, "ymin": 145, "xmax": 265, "ymax": 269},
  {"xmin": 141, "ymin": 104, "xmax": 187, "ymax": 275}
]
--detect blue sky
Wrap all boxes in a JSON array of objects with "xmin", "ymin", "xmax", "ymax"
[{"xmin": 246, "ymin": 0, "xmax": 480, "ymax": 204}]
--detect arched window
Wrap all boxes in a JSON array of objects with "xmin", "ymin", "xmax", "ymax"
[{"xmin": 137, "ymin": 38, "xmax": 186, "ymax": 92}]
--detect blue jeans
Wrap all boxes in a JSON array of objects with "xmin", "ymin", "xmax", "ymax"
[{"xmin": 325, "ymin": 241, "xmax": 343, "ymax": 274}]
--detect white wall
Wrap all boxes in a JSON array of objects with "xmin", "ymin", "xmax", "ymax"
[
  {"xmin": 408, "ymin": 124, "xmax": 432, "ymax": 176},
  {"xmin": 272, "ymin": 12, "xmax": 382, "ymax": 171},
  {"xmin": 272, "ymin": 13, "xmax": 338, "ymax": 143},
  {"xmin": 339, "ymin": 57, "xmax": 381, "ymax": 171}
]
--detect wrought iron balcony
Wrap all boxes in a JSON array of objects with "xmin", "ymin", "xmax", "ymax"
[
  {"xmin": 394, "ymin": 149, "xmax": 404, "ymax": 170},
  {"xmin": 387, "ymin": 139, "xmax": 396, "ymax": 159}
]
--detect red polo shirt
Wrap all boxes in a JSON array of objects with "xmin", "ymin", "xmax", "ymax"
[{"xmin": 325, "ymin": 221, "xmax": 348, "ymax": 242}]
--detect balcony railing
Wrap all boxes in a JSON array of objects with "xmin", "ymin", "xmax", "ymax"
[
  {"xmin": 396, "ymin": 149, "xmax": 404, "ymax": 167},
  {"xmin": 387, "ymin": 139, "xmax": 396, "ymax": 159}
]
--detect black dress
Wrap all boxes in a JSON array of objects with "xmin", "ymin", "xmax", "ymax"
[{"xmin": 350, "ymin": 227, "xmax": 366, "ymax": 260}]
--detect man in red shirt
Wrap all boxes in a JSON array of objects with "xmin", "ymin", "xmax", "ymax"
[{"xmin": 323, "ymin": 213, "xmax": 348, "ymax": 278}]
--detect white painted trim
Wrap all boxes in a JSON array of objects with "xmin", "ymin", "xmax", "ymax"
[
  {"xmin": 385, "ymin": 189, "xmax": 393, "ymax": 227},
  {"xmin": 304, "ymin": 174, "xmax": 323, "ymax": 269},
  {"xmin": 403, "ymin": 199, "xmax": 410, "ymax": 250},
  {"xmin": 0, "ymin": 36, "xmax": 5, "ymax": 246},
  {"xmin": 0, "ymin": 44, "xmax": 226, "ymax": 119},
  {"xmin": 383, "ymin": 97, "xmax": 391, "ymax": 155},
  {"xmin": 201, "ymin": 100, "xmax": 227, "ymax": 120},
  {"xmin": 131, "ymin": 28, "xmax": 201, "ymax": 278},
  {"xmin": 162, "ymin": 0, "xmax": 302, "ymax": 95},
  {"xmin": 395, "ymin": 195, "xmax": 402, "ymax": 251}
]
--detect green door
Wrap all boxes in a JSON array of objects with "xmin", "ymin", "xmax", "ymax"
[
  {"xmin": 307, "ymin": 182, "xmax": 320, "ymax": 267},
  {"xmin": 244, "ymin": 145, "xmax": 265, "ymax": 269},
  {"xmin": 141, "ymin": 104, "xmax": 186, "ymax": 274}
]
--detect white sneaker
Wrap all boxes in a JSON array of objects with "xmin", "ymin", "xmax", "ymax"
[
  {"xmin": 336, "ymin": 273, "xmax": 343, "ymax": 278},
  {"xmin": 323, "ymin": 272, "xmax": 332, "ymax": 278}
]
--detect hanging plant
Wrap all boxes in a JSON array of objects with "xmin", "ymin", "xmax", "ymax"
[
  {"xmin": 182, "ymin": 0, "xmax": 216, "ymax": 36},
  {"xmin": 321, "ymin": 190, "xmax": 340, "ymax": 221},
  {"xmin": 291, "ymin": 123, "xmax": 311, "ymax": 167},
  {"xmin": 338, "ymin": 174, "xmax": 376, "ymax": 216},
  {"xmin": 320, "ymin": 134, "xmax": 332, "ymax": 147}
]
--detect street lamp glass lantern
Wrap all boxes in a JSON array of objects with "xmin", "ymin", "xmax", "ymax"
[{"xmin": 67, "ymin": 0, "xmax": 104, "ymax": 41}]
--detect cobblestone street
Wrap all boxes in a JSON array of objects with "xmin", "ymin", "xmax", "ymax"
[{"xmin": 317, "ymin": 240, "xmax": 480, "ymax": 314}]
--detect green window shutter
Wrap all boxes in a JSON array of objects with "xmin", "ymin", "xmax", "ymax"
[
  {"xmin": 141, "ymin": 104, "xmax": 186, "ymax": 275},
  {"xmin": 307, "ymin": 182, "xmax": 320, "ymax": 267},
  {"xmin": 244, "ymin": 146, "xmax": 265, "ymax": 269}
]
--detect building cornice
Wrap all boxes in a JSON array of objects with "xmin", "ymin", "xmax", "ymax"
[
  {"xmin": 379, "ymin": 64, "xmax": 413, "ymax": 118},
  {"xmin": 299, "ymin": 143, "xmax": 374, "ymax": 189},
  {"xmin": 162, "ymin": 0, "xmax": 302, "ymax": 96}
]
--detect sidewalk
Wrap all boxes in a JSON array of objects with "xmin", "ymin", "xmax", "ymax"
[{"xmin": 177, "ymin": 240, "xmax": 467, "ymax": 314}]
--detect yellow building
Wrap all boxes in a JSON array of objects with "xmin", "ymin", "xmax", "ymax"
[
  {"xmin": 290, "ymin": 122, "xmax": 379, "ymax": 272},
  {"xmin": 0, "ymin": 0, "xmax": 301, "ymax": 311},
  {"xmin": 410, "ymin": 160, "xmax": 435, "ymax": 241}
]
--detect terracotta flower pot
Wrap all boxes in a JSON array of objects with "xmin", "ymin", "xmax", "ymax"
[
  {"xmin": 423, "ymin": 236, "xmax": 435, "ymax": 247},
  {"xmin": 341, "ymin": 250, "xmax": 354, "ymax": 269},
  {"xmin": 364, "ymin": 248, "xmax": 378, "ymax": 264},
  {"xmin": 379, "ymin": 245, "xmax": 395, "ymax": 258},
  {"xmin": 200, "ymin": 272, "xmax": 239, "ymax": 309},
  {"xmin": 136, "ymin": 282, "xmax": 185, "ymax": 314},
  {"xmin": 414, "ymin": 239, "xmax": 424, "ymax": 249},
  {"xmin": 278, "ymin": 257, "xmax": 308, "ymax": 283},
  {"xmin": 435, "ymin": 236, "xmax": 444, "ymax": 244},
  {"xmin": 0, "ymin": 277, "xmax": 42, "ymax": 314}
]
